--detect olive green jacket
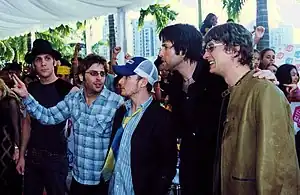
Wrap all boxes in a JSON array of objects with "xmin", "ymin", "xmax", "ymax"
[{"xmin": 221, "ymin": 71, "xmax": 300, "ymax": 195}]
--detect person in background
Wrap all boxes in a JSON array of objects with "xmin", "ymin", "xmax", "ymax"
[
  {"xmin": 259, "ymin": 48, "xmax": 275, "ymax": 70},
  {"xmin": 57, "ymin": 58, "xmax": 72, "ymax": 82},
  {"xmin": 105, "ymin": 46, "xmax": 122, "ymax": 92},
  {"xmin": 266, "ymin": 64, "xmax": 278, "ymax": 74},
  {"xmin": 276, "ymin": 64, "xmax": 300, "ymax": 169},
  {"xmin": 253, "ymin": 49, "xmax": 260, "ymax": 69},
  {"xmin": 0, "ymin": 78, "xmax": 22, "ymax": 195},
  {"xmin": 200, "ymin": 13, "xmax": 218, "ymax": 35},
  {"xmin": 113, "ymin": 75, "xmax": 123, "ymax": 95},
  {"xmin": 203, "ymin": 22, "xmax": 299, "ymax": 195},
  {"xmin": 276, "ymin": 64, "xmax": 300, "ymax": 101}
]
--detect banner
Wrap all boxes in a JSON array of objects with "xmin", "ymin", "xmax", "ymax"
[
  {"xmin": 290, "ymin": 102, "xmax": 300, "ymax": 134},
  {"xmin": 275, "ymin": 44, "xmax": 300, "ymax": 69}
]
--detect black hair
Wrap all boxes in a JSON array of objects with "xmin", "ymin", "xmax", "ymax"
[
  {"xmin": 79, "ymin": 54, "xmax": 107, "ymax": 74},
  {"xmin": 260, "ymin": 48, "xmax": 275, "ymax": 60},
  {"xmin": 154, "ymin": 56, "xmax": 163, "ymax": 69},
  {"xmin": 203, "ymin": 13, "xmax": 217, "ymax": 26},
  {"xmin": 259, "ymin": 48, "xmax": 275, "ymax": 69},
  {"xmin": 79, "ymin": 54, "xmax": 107, "ymax": 81},
  {"xmin": 159, "ymin": 24, "xmax": 203, "ymax": 63},
  {"xmin": 204, "ymin": 23, "xmax": 253, "ymax": 66},
  {"xmin": 276, "ymin": 64, "xmax": 299, "ymax": 96},
  {"xmin": 227, "ymin": 19, "xmax": 234, "ymax": 23},
  {"xmin": 60, "ymin": 58, "xmax": 71, "ymax": 67}
]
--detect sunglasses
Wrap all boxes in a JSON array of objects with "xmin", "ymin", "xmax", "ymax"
[
  {"xmin": 204, "ymin": 42, "xmax": 224, "ymax": 53},
  {"xmin": 85, "ymin": 70, "xmax": 106, "ymax": 77}
]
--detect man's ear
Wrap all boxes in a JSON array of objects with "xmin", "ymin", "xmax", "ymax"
[
  {"xmin": 139, "ymin": 77, "xmax": 148, "ymax": 88},
  {"xmin": 232, "ymin": 45, "xmax": 241, "ymax": 58}
]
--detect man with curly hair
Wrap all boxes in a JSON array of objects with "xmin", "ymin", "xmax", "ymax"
[{"xmin": 203, "ymin": 23, "xmax": 299, "ymax": 194}]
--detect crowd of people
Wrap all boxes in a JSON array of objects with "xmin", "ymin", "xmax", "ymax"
[{"xmin": 0, "ymin": 14, "xmax": 299, "ymax": 195}]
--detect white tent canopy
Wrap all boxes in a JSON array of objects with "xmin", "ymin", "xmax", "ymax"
[{"xmin": 0, "ymin": 0, "xmax": 152, "ymax": 39}]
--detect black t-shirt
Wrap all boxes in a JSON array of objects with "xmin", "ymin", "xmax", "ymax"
[{"xmin": 27, "ymin": 79, "xmax": 73, "ymax": 155}]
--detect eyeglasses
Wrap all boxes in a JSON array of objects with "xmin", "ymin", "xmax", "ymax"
[
  {"xmin": 85, "ymin": 70, "xmax": 106, "ymax": 77},
  {"xmin": 204, "ymin": 42, "xmax": 224, "ymax": 53}
]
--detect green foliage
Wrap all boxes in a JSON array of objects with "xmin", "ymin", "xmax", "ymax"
[
  {"xmin": 0, "ymin": 35, "xmax": 27, "ymax": 63},
  {"xmin": 222, "ymin": 0, "xmax": 247, "ymax": 20},
  {"xmin": 0, "ymin": 22, "xmax": 85, "ymax": 63},
  {"xmin": 138, "ymin": 4, "xmax": 178, "ymax": 33},
  {"xmin": 92, "ymin": 41, "xmax": 107, "ymax": 54}
]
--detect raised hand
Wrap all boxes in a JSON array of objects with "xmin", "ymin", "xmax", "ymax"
[
  {"xmin": 75, "ymin": 43, "xmax": 81, "ymax": 52},
  {"xmin": 11, "ymin": 74, "xmax": 29, "ymax": 98},
  {"xmin": 113, "ymin": 46, "xmax": 121, "ymax": 55},
  {"xmin": 284, "ymin": 83, "xmax": 298, "ymax": 94},
  {"xmin": 254, "ymin": 26, "xmax": 265, "ymax": 39},
  {"xmin": 125, "ymin": 53, "xmax": 133, "ymax": 61}
]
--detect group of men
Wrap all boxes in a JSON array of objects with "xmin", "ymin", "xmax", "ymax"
[{"xmin": 12, "ymin": 22, "xmax": 299, "ymax": 195}]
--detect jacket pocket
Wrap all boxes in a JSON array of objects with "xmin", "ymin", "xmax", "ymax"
[{"xmin": 232, "ymin": 176, "xmax": 256, "ymax": 182}]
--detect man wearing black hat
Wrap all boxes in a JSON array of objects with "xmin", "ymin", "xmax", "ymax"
[{"xmin": 16, "ymin": 39, "xmax": 74, "ymax": 195}]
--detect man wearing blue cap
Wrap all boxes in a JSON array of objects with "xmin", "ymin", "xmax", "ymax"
[{"xmin": 102, "ymin": 57, "xmax": 177, "ymax": 195}]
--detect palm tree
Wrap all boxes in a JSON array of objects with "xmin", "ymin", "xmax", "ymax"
[
  {"xmin": 138, "ymin": 4, "xmax": 178, "ymax": 33},
  {"xmin": 108, "ymin": 14, "xmax": 116, "ymax": 60},
  {"xmin": 222, "ymin": 0, "xmax": 269, "ymax": 49},
  {"xmin": 198, "ymin": 0, "xmax": 202, "ymax": 30},
  {"xmin": 256, "ymin": 0, "xmax": 269, "ymax": 50}
]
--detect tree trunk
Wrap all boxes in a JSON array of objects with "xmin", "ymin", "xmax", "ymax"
[
  {"xmin": 108, "ymin": 14, "xmax": 116, "ymax": 61},
  {"xmin": 27, "ymin": 33, "xmax": 32, "ymax": 52},
  {"xmin": 256, "ymin": 0, "xmax": 269, "ymax": 50},
  {"xmin": 198, "ymin": 0, "xmax": 202, "ymax": 30}
]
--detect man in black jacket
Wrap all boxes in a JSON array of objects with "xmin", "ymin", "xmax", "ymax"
[
  {"xmin": 103, "ymin": 57, "xmax": 177, "ymax": 195},
  {"xmin": 158, "ymin": 24, "xmax": 279, "ymax": 195}
]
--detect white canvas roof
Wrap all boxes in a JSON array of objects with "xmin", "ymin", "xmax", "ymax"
[{"xmin": 0, "ymin": 0, "xmax": 153, "ymax": 39}]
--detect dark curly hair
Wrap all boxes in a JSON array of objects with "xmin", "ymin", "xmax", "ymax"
[
  {"xmin": 159, "ymin": 24, "xmax": 203, "ymax": 64},
  {"xmin": 204, "ymin": 23, "xmax": 253, "ymax": 66},
  {"xmin": 79, "ymin": 54, "xmax": 108, "ymax": 75}
]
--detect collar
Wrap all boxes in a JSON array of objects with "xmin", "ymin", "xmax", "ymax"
[
  {"xmin": 124, "ymin": 96, "xmax": 153, "ymax": 112},
  {"xmin": 221, "ymin": 70, "xmax": 253, "ymax": 97},
  {"xmin": 79, "ymin": 86, "xmax": 109, "ymax": 102}
]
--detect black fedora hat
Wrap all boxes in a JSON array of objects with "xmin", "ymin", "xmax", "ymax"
[{"xmin": 25, "ymin": 39, "xmax": 61, "ymax": 64}]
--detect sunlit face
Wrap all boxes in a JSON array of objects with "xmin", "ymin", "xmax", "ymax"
[
  {"xmin": 118, "ymin": 75, "xmax": 146, "ymax": 98},
  {"xmin": 34, "ymin": 54, "xmax": 56, "ymax": 79},
  {"xmin": 253, "ymin": 52, "xmax": 260, "ymax": 69},
  {"xmin": 290, "ymin": 68, "xmax": 299, "ymax": 84},
  {"xmin": 266, "ymin": 65, "xmax": 277, "ymax": 74},
  {"xmin": 159, "ymin": 41, "xmax": 184, "ymax": 71},
  {"xmin": 203, "ymin": 41, "xmax": 232, "ymax": 76},
  {"xmin": 84, "ymin": 63, "xmax": 106, "ymax": 94},
  {"xmin": 261, "ymin": 50, "xmax": 275, "ymax": 69}
]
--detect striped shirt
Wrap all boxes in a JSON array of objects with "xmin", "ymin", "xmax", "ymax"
[
  {"xmin": 23, "ymin": 87, "xmax": 124, "ymax": 185},
  {"xmin": 109, "ymin": 96, "xmax": 153, "ymax": 194}
]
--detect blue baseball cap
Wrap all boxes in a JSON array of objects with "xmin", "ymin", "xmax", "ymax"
[{"xmin": 112, "ymin": 57, "xmax": 158, "ymax": 86}]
